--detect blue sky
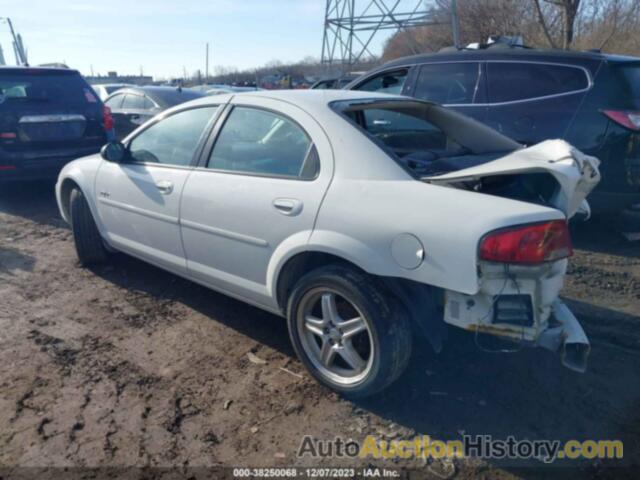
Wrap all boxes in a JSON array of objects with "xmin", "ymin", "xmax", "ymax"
[{"xmin": 0, "ymin": 0, "xmax": 389, "ymax": 79}]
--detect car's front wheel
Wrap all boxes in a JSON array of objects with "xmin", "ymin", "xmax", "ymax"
[
  {"xmin": 69, "ymin": 187, "xmax": 109, "ymax": 266},
  {"xmin": 287, "ymin": 265, "xmax": 412, "ymax": 398}
]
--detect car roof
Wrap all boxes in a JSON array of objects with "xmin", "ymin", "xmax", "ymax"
[
  {"xmin": 0, "ymin": 66, "xmax": 81, "ymax": 75},
  {"xmin": 180, "ymin": 88, "xmax": 407, "ymax": 111},
  {"xmin": 96, "ymin": 83, "xmax": 133, "ymax": 87},
  {"xmin": 374, "ymin": 47, "xmax": 640, "ymax": 70}
]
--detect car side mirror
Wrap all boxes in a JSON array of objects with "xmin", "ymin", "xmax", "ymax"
[{"xmin": 100, "ymin": 141, "xmax": 127, "ymax": 163}]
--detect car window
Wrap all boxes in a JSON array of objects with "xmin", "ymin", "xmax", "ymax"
[
  {"xmin": 355, "ymin": 69, "xmax": 408, "ymax": 95},
  {"xmin": 122, "ymin": 94, "xmax": 145, "ymax": 110},
  {"xmin": 105, "ymin": 85, "xmax": 125, "ymax": 95},
  {"xmin": 104, "ymin": 93, "xmax": 124, "ymax": 109},
  {"xmin": 359, "ymin": 108, "xmax": 449, "ymax": 151},
  {"xmin": 487, "ymin": 62, "xmax": 589, "ymax": 103},
  {"xmin": 143, "ymin": 96, "xmax": 156, "ymax": 109},
  {"xmin": 0, "ymin": 72, "xmax": 95, "ymax": 106},
  {"xmin": 128, "ymin": 106, "xmax": 218, "ymax": 166},
  {"xmin": 339, "ymin": 102, "xmax": 474, "ymax": 176},
  {"xmin": 414, "ymin": 63, "xmax": 480, "ymax": 104},
  {"xmin": 314, "ymin": 80, "xmax": 335, "ymax": 90},
  {"xmin": 208, "ymin": 107, "xmax": 316, "ymax": 179}
]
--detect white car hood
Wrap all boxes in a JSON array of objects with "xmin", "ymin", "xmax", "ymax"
[{"xmin": 424, "ymin": 140, "xmax": 601, "ymax": 218}]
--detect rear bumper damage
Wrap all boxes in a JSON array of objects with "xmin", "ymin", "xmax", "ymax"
[
  {"xmin": 537, "ymin": 300, "xmax": 590, "ymax": 373},
  {"xmin": 443, "ymin": 261, "xmax": 590, "ymax": 372}
]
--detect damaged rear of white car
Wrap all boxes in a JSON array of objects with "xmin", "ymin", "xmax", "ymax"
[
  {"xmin": 424, "ymin": 140, "xmax": 599, "ymax": 373},
  {"xmin": 321, "ymin": 96, "xmax": 600, "ymax": 387}
]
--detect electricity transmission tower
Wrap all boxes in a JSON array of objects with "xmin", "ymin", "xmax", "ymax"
[{"xmin": 321, "ymin": 0, "xmax": 444, "ymax": 68}]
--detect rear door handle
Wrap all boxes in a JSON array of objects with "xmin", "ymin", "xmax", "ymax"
[
  {"xmin": 273, "ymin": 198, "xmax": 303, "ymax": 216},
  {"xmin": 155, "ymin": 180, "xmax": 173, "ymax": 194}
]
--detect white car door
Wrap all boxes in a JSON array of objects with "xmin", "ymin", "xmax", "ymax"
[
  {"xmin": 179, "ymin": 97, "xmax": 334, "ymax": 308},
  {"xmin": 95, "ymin": 105, "xmax": 219, "ymax": 275}
]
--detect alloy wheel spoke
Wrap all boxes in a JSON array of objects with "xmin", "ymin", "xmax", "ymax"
[
  {"xmin": 320, "ymin": 340, "xmax": 336, "ymax": 367},
  {"xmin": 337, "ymin": 342, "xmax": 366, "ymax": 372},
  {"xmin": 321, "ymin": 293, "xmax": 340, "ymax": 323},
  {"xmin": 339, "ymin": 316, "xmax": 366, "ymax": 339},
  {"xmin": 304, "ymin": 315, "xmax": 325, "ymax": 337}
]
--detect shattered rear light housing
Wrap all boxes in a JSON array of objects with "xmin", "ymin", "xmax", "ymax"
[{"xmin": 479, "ymin": 220, "xmax": 573, "ymax": 264}]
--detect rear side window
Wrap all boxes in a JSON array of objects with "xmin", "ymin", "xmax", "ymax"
[
  {"xmin": 104, "ymin": 93, "xmax": 124, "ymax": 109},
  {"xmin": 207, "ymin": 107, "xmax": 316, "ymax": 179},
  {"xmin": 128, "ymin": 106, "xmax": 218, "ymax": 166},
  {"xmin": 143, "ymin": 96, "xmax": 155, "ymax": 109},
  {"xmin": 414, "ymin": 63, "xmax": 481, "ymax": 104},
  {"xmin": 122, "ymin": 94, "xmax": 144, "ymax": 110},
  {"xmin": 487, "ymin": 62, "xmax": 589, "ymax": 103},
  {"xmin": 355, "ymin": 69, "xmax": 408, "ymax": 95},
  {"xmin": 0, "ymin": 72, "xmax": 94, "ymax": 105}
]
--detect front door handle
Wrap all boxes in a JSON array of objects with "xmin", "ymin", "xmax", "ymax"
[
  {"xmin": 273, "ymin": 198, "xmax": 303, "ymax": 216},
  {"xmin": 155, "ymin": 180, "xmax": 173, "ymax": 194}
]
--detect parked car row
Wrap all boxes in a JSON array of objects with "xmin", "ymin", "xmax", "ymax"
[{"xmin": 344, "ymin": 46, "xmax": 640, "ymax": 227}]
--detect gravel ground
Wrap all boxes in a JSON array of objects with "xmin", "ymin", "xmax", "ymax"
[{"xmin": 0, "ymin": 181, "xmax": 638, "ymax": 479}]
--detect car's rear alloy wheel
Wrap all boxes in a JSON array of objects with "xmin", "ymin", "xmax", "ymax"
[
  {"xmin": 287, "ymin": 265, "xmax": 412, "ymax": 398},
  {"xmin": 297, "ymin": 288, "xmax": 374, "ymax": 385}
]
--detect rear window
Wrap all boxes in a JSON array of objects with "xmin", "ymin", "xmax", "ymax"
[
  {"xmin": 615, "ymin": 64, "xmax": 640, "ymax": 100},
  {"xmin": 487, "ymin": 62, "xmax": 589, "ymax": 103},
  {"xmin": 336, "ymin": 101, "xmax": 469, "ymax": 177},
  {"xmin": 0, "ymin": 71, "xmax": 97, "ymax": 106},
  {"xmin": 332, "ymin": 99, "xmax": 519, "ymax": 178},
  {"xmin": 151, "ymin": 89, "xmax": 203, "ymax": 107}
]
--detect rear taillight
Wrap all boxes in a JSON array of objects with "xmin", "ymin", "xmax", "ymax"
[
  {"xmin": 479, "ymin": 220, "xmax": 573, "ymax": 264},
  {"xmin": 602, "ymin": 110, "xmax": 640, "ymax": 131},
  {"xmin": 102, "ymin": 105, "xmax": 114, "ymax": 131}
]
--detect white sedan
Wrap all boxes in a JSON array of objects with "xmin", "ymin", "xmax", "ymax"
[{"xmin": 56, "ymin": 90, "xmax": 600, "ymax": 397}]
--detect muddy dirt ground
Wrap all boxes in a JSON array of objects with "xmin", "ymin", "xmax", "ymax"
[{"xmin": 0, "ymin": 181, "xmax": 639, "ymax": 479}]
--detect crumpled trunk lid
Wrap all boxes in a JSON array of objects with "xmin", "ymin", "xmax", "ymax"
[{"xmin": 422, "ymin": 140, "xmax": 601, "ymax": 218}]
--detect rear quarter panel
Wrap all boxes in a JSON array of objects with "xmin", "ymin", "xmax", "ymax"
[{"xmin": 312, "ymin": 177, "xmax": 564, "ymax": 295}]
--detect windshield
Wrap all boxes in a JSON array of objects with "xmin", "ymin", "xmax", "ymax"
[{"xmin": 0, "ymin": 72, "xmax": 95, "ymax": 106}]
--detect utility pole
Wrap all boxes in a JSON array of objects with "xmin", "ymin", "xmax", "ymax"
[
  {"xmin": 321, "ymin": 1, "xmax": 441, "ymax": 67},
  {"xmin": 451, "ymin": 0, "xmax": 461, "ymax": 48},
  {"xmin": 205, "ymin": 43, "xmax": 210, "ymax": 83},
  {"xmin": 1, "ymin": 17, "xmax": 28, "ymax": 65}
]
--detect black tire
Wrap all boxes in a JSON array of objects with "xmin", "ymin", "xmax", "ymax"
[
  {"xmin": 69, "ymin": 188, "xmax": 108, "ymax": 266},
  {"xmin": 287, "ymin": 265, "xmax": 412, "ymax": 398}
]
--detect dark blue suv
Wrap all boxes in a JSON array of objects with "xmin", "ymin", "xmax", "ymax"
[{"xmin": 347, "ymin": 47, "xmax": 640, "ymax": 225}]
